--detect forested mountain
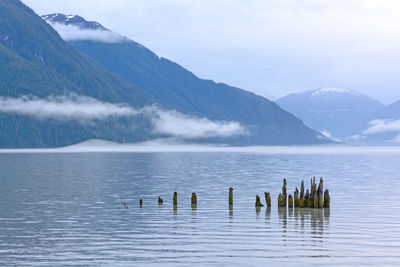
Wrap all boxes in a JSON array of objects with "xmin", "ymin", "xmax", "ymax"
[{"xmin": 0, "ymin": 0, "xmax": 331, "ymax": 147}]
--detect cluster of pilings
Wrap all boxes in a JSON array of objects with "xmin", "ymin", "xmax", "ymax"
[
  {"xmin": 129, "ymin": 179, "xmax": 330, "ymax": 209},
  {"xmin": 257, "ymin": 177, "xmax": 330, "ymax": 209},
  {"xmin": 293, "ymin": 177, "xmax": 330, "ymax": 208}
]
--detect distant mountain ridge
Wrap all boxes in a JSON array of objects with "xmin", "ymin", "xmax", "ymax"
[
  {"xmin": 277, "ymin": 87, "xmax": 385, "ymax": 140},
  {"xmin": 36, "ymin": 11, "xmax": 330, "ymax": 146}
]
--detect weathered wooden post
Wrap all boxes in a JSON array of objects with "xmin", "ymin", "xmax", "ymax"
[
  {"xmin": 158, "ymin": 196, "xmax": 163, "ymax": 205},
  {"xmin": 264, "ymin": 192, "xmax": 271, "ymax": 207},
  {"xmin": 294, "ymin": 188, "xmax": 299, "ymax": 207},
  {"xmin": 318, "ymin": 178, "xmax": 324, "ymax": 208},
  {"xmin": 298, "ymin": 180, "xmax": 305, "ymax": 207},
  {"xmin": 229, "ymin": 187, "xmax": 233, "ymax": 206},
  {"xmin": 278, "ymin": 179, "xmax": 287, "ymax": 207},
  {"xmin": 288, "ymin": 194, "xmax": 293, "ymax": 208},
  {"xmin": 313, "ymin": 191, "xmax": 319, "ymax": 208},
  {"xmin": 324, "ymin": 189, "xmax": 330, "ymax": 208},
  {"xmin": 283, "ymin": 178, "xmax": 287, "ymax": 204},
  {"xmin": 278, "ymin": 193, "xmax": 285, "ymax": 207},
  {"xmin": 139, "ymin": 198, "xmax": 143, "ymax": 208},
  {"xmin": 173, "ymin": 192, "xmax": 177, "ymax": 206},
  {"xmin": 255, "ymin": 195, "xmax": 264, "ymax": 207},
  {"xmin": 306, "ymin": 189, "xmax": 312, "ymax": 208},
  {"xmin": 191, "ymin": 192, "xmax": 197, "ymax": 205},
  {"xmin": 300, "ymin": 180, "xmax": 304, "ymax": 199},
  {"xmin": 310, "ymin": 177, "xmax": 317, "ymax": 208}
]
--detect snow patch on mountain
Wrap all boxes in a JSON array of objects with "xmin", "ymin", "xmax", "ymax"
[{"xmin": 311, "ymin": 87, "xmax": 362, "ymax": 98}]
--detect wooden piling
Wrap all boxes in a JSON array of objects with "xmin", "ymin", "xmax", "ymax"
[
  {"xmin": 324, "ymin": 189, "xmax": 330, "ymax": 208},
  {"xmin": 294, "ymin": 188, "xmax": 299, "ymax": 207},
  {"xmin": 313, "ymin": 191, "xmax": 319, "ymax": 208},
  {"xmin": 300, "ymin": 180, "xmax": 304, "ymax": 199},
  {"xmin": 158, "ymin": 196, "xmax": 163, "ymax": 205},
  {"xmin": 255, "ymin": 195, "xmax": 264, "ymax": 207},
  {"xmin": 318, "ymin": 178, "xmax": 324, "ymax": 208},
  {"xmin": 278, "ymin": 193, "xmax": 285, "ymax": 207},
  {"xmin": 264, "ymin": 192, "xmax": 271, "ymax": 207},
  {"xmin": 173, "ymin": 192, "xmax": 177, "ymax": 206},
  {"xmin": 278, "ymin": 179, "xmax": 287, "ymax": 207},
  {"xmin": 282, "ymin": 178, "xmax": 287, "ymax": 204},
  {"xmin": 288, "ymin": 194, "xmax": 293, "ymax": 208},
  {"xmin": 229, "ymin": 187, "xmax": 233, "ymax": 205},
  {"xmin": 139, "ymin": 198, "xmax": 143, "ymax": 208},
  {"xmin": 191, "ymin": 192, "xmax": 197, "ymax": 205}
]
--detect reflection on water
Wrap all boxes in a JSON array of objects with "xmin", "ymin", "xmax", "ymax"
[
  {"xmin": 265, "ymin": 206, "xmax": 271, "ymax": 220},
  {"xmin": 0, "ymin": 151, "xmax": 399, "ymax": 266}
]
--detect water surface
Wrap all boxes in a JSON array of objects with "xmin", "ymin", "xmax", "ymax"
[{"xmin": 0, "ymin": 147, "xmax": 399, "ymax": 265}]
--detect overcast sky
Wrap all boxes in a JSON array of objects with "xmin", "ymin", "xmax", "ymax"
[{"xmin": 23, "ymin": 0, "xmax": 400, "ymax": 104}]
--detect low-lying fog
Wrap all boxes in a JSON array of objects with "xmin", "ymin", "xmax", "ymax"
[{"xmin": 0, "ymin": 139, "xmax": 399, "ymax": 154}]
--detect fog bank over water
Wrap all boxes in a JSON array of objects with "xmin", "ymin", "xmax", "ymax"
[{"xmin": 0, "ymin": 139, "xmax": 399, "ymax": 154}]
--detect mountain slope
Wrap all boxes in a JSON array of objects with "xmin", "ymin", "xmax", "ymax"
[
  {"xmin": 0, "ymin": 0, "xmax": 151, "ymax": 104},
  {"xmin": 277, "ymin": 87, "xmax": 385, "ymax": 139},
  {"xmin": 0, "ymin": 0, "xmax": 155, "ymax": 147},
  {"xmin": 41, "ymin": 13, "xmax": 330, "ymax": 145}
]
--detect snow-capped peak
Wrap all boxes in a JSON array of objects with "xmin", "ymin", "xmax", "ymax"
[
  {"xmin": 41, "ymin": 13, "xmax": 108, "ymax": 31},
  {"xmin": 311, "ymin": 87, "xmax": 362, "ymax": 98}
]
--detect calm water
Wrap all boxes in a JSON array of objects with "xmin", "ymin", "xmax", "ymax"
[{"xmin": 1, "ymin": 148, "xmax": 400, "ymax": 266}]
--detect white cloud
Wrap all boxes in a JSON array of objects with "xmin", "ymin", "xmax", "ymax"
[
  {"xmin": 319, "ymin": 129, "xmax": 340, "ymax": 142},
  {"xmin": 146, "ymin": 108, "xmax": 247, "ymax": 139},
  {"xmin": 363, "ymin": 119, "xmax": 400, "ymax": 134},
  {"xmin": 48, "ymin": 22, "xmax": 125, "ymax": 43},
  {"xmin": 0, "ymin": 95, "xmax": 246, "ymax": 139},
  {"xmin": 0, "ymin": 94, "xmax": 137, "ymax": 121}
]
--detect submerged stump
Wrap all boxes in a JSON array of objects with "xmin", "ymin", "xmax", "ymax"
[
  {"xmin": 282, "ymin": 178, "xmax": 287, "ymax": 204},
  {"xmin": 191, "ymin": 192, "xmax": 197, "ymax": 205},
  {"xmin": 313, "ymin": 191, "xmax": 319, "ymax": 208},
  {"xmin": 318, "ymin": 178, "xmax": 324, "ymax": 208},
  {"xmin": 264, "ymin": 192, "xmax": 271, "ymax": 207},
  {"xmin": 255, "ymin": 195, "xmax": 264, "ymax": 207},
  {"xmin": 229, "ymin": 187, "xmax": 233, "ymax": 206},
  {"xmin": 324, "ymin": 189, "xmax": 330, "ymax": 208},
  {"xmin": 288, "ymin": 194, "xmax": 293, "ymax": 208},
  {"xmin": 277, "ymin": 179, "xmax": 287, "ymax": 207},
  {"xmin": 278, "ymin": 193, "xmax": 285, "ymax": 207},
  {"xmin": 294, "ymin": 188, "xmax": 299, "ymax": 207},
  {"xmin": 173, "ymin": 192, "xmax": 178, "ymax": 206}
]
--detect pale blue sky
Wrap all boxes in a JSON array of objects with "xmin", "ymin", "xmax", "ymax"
[{"xmin": 23, "ymin": 0, "xmax": 400, "ymax": 104}]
